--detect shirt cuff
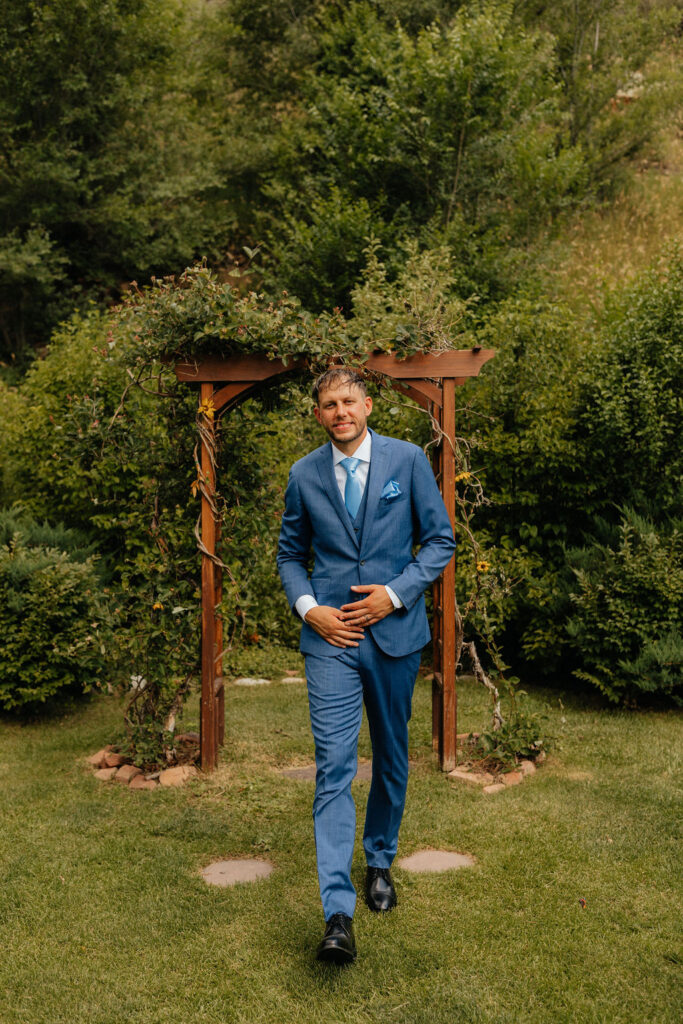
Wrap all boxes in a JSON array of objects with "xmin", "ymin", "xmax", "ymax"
[
  {"xmin": 384, "ymin": 585, "xmax": 403, "ymax": 609},
  {"xmin": 295, "ymin": 594, "xmax": 318, "ymax": 621}
]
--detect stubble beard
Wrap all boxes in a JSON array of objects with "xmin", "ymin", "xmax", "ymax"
[{"xmin": 327, "ymin": 420, "xmax": 366, "ymax": 447}]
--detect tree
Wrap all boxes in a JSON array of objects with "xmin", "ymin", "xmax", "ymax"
[
  {"xmin": 513, "ymin": 0, "xmax": 682, "ymax": 170},
  {"xmin": 253, "ymin": 2, "xmax": 588, "ymax": 309},
  {"xmin": 0, "ymin": 0, "xmax": 226, "ymax": 356}
]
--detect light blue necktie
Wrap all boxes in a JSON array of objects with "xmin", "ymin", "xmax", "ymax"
[{"xmin": 340, "ymin": 457, "xmax": 362, "ymax": 518}]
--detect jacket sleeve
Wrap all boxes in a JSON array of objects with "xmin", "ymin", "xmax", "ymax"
[
  {"xmin": 386, "ymin": 447, "xmax": 456, "ymax": 610},
  {"xmin": 276, "ymin": 469, "xmax": 314, "ymax": 612}
]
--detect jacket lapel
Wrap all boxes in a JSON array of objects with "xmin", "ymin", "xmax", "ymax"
[
  {"xmin": 360, "ymin": 431, "xmax": 389, "ymax": 553},
  {"xmin": 315, "ymin": 443, "xmax": 359, "ymax": 549}
]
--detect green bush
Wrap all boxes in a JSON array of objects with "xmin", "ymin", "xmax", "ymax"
[
  {"xmin": 0, "ymin": 509, "xmax": 97, "ymax": 564},
  {"xmin": 454, "ymin": 248, "xmax": 683, "ymax": 686},
  {"xmin": 0, "ymin": 309, "xmax": 204, "ymax": 740},
  {"xmin": 566, "ymin": 509, "xmax": 683, "ymax": 705},
  {"xmin": 452, "ymin": 295, "xmax": 584, "ymax": 673},
  {"xmin": 573, "ymin": 247, "xmax": 683, "ymax": 519},
  {"xmin": 0, "ymin": 302, "xmax": 309, "ymax": 743},
  {"xmin": 470, "ymin": 703, "xmax": 549, "ymax": 770},
  {"xmin": 0, "ymin": 526, "xmax": 107, "ymax": 711}
]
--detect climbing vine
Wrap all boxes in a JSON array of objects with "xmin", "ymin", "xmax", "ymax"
[{"xmin": 111, "ymin": 254, "xmax": 545, "ymax": 764}]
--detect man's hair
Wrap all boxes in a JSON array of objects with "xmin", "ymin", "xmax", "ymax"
[{"xmin": 312, "ymin": 367, "xmax": 367, "ymax": 404}]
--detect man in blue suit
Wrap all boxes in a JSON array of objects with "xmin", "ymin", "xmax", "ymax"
[{"xmin": 277, "ymin": 367, "xmax": 456, "ymax": 964}]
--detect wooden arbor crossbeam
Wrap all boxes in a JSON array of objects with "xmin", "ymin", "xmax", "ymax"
[{"xmin": 175, "ymin": 348, "xmax": 495, "ymax": 772}]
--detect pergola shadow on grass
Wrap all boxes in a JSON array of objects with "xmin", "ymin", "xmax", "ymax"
[{"xmin": 175, "ymin": 348, "xmax": 494, "ymax": 772}]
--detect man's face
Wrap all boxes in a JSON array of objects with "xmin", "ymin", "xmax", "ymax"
[{"xmin": 314, "ymin": 383, "xmax": 373, "ymax": 450}]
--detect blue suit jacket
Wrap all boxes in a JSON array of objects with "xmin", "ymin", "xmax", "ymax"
[{"xmin": 277, "ymin": 429, "xmax": 456, "ymax": 658}]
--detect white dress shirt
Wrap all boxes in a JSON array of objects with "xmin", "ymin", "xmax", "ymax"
[{"xmin": 295, "ymin": 432, "xmax": 402, "ymax": 620}]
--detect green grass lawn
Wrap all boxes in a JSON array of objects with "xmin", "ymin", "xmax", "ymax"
[{"xmin": 0, "ymin": 670, "xmax": 680, "ymax": 1024}]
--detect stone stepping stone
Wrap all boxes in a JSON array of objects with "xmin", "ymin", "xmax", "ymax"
[
  {"xmin": 201, "ymin": 858, "xmax": 274, "ymax": 887},
  {"xmin": 279, "ymin": 761, "xmax": 374, "ymax": 781},
  {"xmin": 233, "ymin": 677, "xmax": 271, "ymax": 686},
  {"xmin": 279, "ymin": 764, "xmax": 317, "ymax": 780},
  {"xmin": 398, "ymin": 850, "xmax": 475, "ymax": 873},
  {"xmin": 279, "ymin": 761, "xmax": 416, "ymax": 782},
  {"xmin": 280, "ymin": 675, "xmax": 306, "ymax": 684}
]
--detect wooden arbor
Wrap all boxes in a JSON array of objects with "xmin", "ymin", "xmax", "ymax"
[{"xmin": 175, "ymin": 348, "xmax": 494, "ymax": 772}]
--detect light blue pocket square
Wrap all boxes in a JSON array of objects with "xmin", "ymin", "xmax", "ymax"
[{"xmin": 380, "ymin": 479, "xmax": 402, "ymax": 501}]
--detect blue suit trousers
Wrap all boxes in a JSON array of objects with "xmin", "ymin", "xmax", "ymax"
[{"xmin": 305, "ymin": 634, "xmax": 421, "ymax": 920}]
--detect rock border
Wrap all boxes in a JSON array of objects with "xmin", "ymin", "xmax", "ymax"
[
  {"xmin": 86, "ymin": 746, "xmax": 199, "ymax": 790},
  {"xmin": 448, "ymin": 752, "xmax": 546, "ymax": 794}
]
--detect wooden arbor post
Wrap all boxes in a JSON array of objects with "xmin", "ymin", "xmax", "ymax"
[{"xmin": 175, "ymin": 348, "xmax": 494, "ymax": 772}]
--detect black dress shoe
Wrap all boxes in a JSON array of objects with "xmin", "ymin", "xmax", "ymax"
[
  {"xmin": 316, "ymin": 913, "xmax": 357, "ymax": 964},
  {"xmin": 365, "ymin": 866, "xmax": 397, "ymax": 912}
]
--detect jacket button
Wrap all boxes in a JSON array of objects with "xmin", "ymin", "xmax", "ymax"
[{"xmin": 360, "ymin": 559, "xmax": 365, "ymax": 565}]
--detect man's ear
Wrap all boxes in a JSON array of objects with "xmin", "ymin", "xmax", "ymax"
[
  {"xmin": 365, "ymin": 396, "xmax": 373, "ymax": 416},
  {"xmin": 313, "ymin": 406, "xmax": 322, "ymax": 425}
]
